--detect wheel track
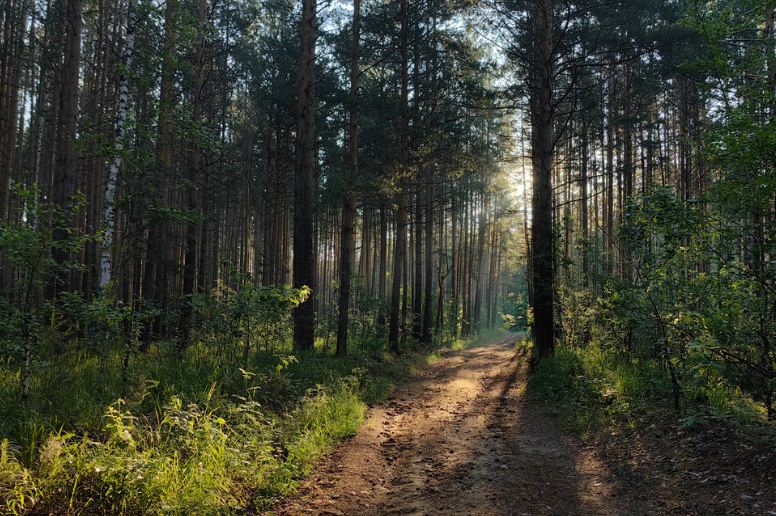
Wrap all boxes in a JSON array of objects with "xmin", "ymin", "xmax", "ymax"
[{"xmin": 274, "ymin": 334, "xmax": 636, "ymax": 515}]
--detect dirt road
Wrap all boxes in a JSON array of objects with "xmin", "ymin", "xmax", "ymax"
[{"xmin": 275, "ymin": 334, "xmax": 635, "ymax": 515}]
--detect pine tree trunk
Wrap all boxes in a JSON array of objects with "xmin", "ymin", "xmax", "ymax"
[
  {"xmin": 605, "ymin": 70, "xmax": 615, "ymax": 276},
  {"xmin": 450, "ymin": 191, "xmax": 458, "ymax": 335},
  {"xmin": 377, "ymin": 202, "xmax": 388, "ymax": 329},
  {"xmin": 388, "ymin": 0, "xmax": 409, "ymax": 354},
  {"xmin": 421, "ymin": 173, "xmax": 434, "ymax": 342},
  {"xmin": 293, "ymin": 0, "xmax": 317, "ymax": 351},
  {"xmin": 143, "ymin": 0, "xmax": 176, "ymax": 316},
  {"xmin": 580, "ymin": 128, "xmax": 589, "ymax": 288},
  {"xmin": 412, "ymin": 187, "xmax": 423, "ymax": 339},
  {"xmin": 179, "ymin": 0, "xmax": 207, "ymax": 344},
  {"xmin": 335, "ymin": 0, "xmax": 360, "ymax": 357},
  {"xmin": 51, "ymin": 0, "xmax": 82, "ymax": 294},
  {"xmin": 530, "ymin": 0, "xmax": 555, "ymax": 360}
]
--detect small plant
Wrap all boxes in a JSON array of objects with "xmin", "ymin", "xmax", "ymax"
[
  {"xmin": 0, "ymin": 439, "xmax": 40, "ymax": 515},
  {"xmin": 189, "ymin": 284, "xmax": 309, "ymax": 361},
  {"xmin": 0, "ymin": 183, "xmax": 93, "ymax": 401}
]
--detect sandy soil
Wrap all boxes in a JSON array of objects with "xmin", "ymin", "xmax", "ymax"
[{"xmin": 274, "ymin": 334, "xmax": 638, "ymax": 515}]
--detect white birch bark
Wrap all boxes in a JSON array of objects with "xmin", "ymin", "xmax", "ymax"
[{"xmin": 99, "ymin": 0, "xmax": 136, "ymax": 288}]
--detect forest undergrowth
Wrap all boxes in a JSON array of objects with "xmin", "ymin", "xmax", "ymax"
[
  {"xmin": 0, "ymin": 326, "xmax": 484, "ymax": 514},
  {"xmin": 528, "ymin": 340, "xmax": 776, "ymax": 513},
  {"xmin": 0, "ymin": 0, "xmax": 774, "ymax": 512},
  {"xmin": 529, "ymin": 345, "xmax": 773, "ymax": 435}
]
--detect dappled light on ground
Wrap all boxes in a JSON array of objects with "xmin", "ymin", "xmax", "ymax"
[{"xmin": 277, "ymin": 334, "xmax": 633, "ymax": 515}]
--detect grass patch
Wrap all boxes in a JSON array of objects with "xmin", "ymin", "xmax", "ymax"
[
  {"xmin": 0, "ymin": 332, "xmax": 474, "ymax": 514},
  {"xmin": 528, "ymin": 343, "xmax": 771, "ymax": 437},
  {"xmin": 529, "ymin": 345, "xmax": 673, "ymax": 435}
]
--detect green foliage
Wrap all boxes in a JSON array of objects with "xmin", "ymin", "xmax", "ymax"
[
  {"xmin": 545, "ymin": 0, "xmax": 776, "ymax": 439},
  {"xmin": 621, "ymin": 188, "xmax": 772, "ymax": 417},
  {"xmin": 0, "ymin": 345, "xmax": 447, "ymax": 513},
  {"xmin": 557, "ymin": 287, "xmax": 593, "ymax": 348},
  {"xmin": 0, "ymin": 185, "xmax": 62, "ymax": 361},
  {"xmin": 0, "ymin": 439, "xmax": 39, "ymax": 515},
  {"xmin": 0, "ymin": 352, "xmax": 366, "ymax": 513},
  {"xmin": 348, "ymin": 277, "xmax": 385, "ymax": 345},
  {"xmin": 502, "ymin": 291, "xmax": 529, "ymax": 332},
  {"xmin": 530, "ymin": 344, "xmax": 672, "ymax": 434},
  {"xmin": 557, "ymin": 185, "xmax": 774, "ymax": 423},
  {"xmin": 0, "ymin": 183, "xmax": 110, "ymax": 402},
  {"xmin": 0, "ymin": 283, "xmax": 473, "ymax": 513},
  {"xmin": 189, "ymin": 282, "xmax": 310, "ymax": 358}
]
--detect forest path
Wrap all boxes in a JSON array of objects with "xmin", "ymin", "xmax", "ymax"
[{"xmin": 275, "ymin": 333, "xmax": 635, "ymax": 515}]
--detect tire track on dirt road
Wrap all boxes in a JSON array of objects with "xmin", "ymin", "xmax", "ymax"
[{"xmin": 275, "ymin": 334, "xmax": 638, "ymax": 515}]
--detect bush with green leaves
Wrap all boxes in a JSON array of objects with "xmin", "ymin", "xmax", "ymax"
[
  {"xmin": 557, "ymin": 286, "xmax": 594, "ymax": 348},
  {"xmin": 349, "ymin": 277, "xmax": 385, "ymax": 346},
  {"xmin": 604, "ymin": 187, "xmax": 775, "ymax": 419},
  {"xmin": 0, "ymin": 183, "xmax": 115, "ymax": 401},
  {"xmin": 189, "ymin": 283, "xmax": 310, "ymax": 360}
]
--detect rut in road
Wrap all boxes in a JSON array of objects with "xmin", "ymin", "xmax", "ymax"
[{"xmin": 276, "ymin": 334, "xmax": 636, "ymax": 515}]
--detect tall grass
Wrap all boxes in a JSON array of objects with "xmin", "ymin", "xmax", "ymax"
[
  {"xmin": 0, "ymin": 332, "xmax": 462, "ymax": 514},
  {"xmin": 528, "ymin": 343, "xmax": 768, "ymax": 436}
]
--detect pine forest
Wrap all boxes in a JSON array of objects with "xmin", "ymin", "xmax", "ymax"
[{"xmin": 0, "ymin": 0, "xmax": 774, "ymax": 513}]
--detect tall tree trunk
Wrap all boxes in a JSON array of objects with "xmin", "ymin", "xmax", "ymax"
[
  {"xmin": 360, "ymin": 207, "xmax": 371, "ymax": 293},
  {"xmin": 421, "ymin": 172, "xmax": 434, "ymax": 342},
  {"xmin": 622, "ymin": 73, "xmax": 633, "ymax": 280},
  {"xmin": 293, "ymin": 0, "xmax": 317, "ymax": 352},
  {"xmin": 143, "ymin": 0, "xmax": 176, "ymax": 317},
  {"xmin": 435, "ymin": 191, "xmax": 446, "ymax": 331},
  {"xmin": 529, "ymin": 0, "xmax": 555, "ymax": 360},
  {"xmin": 450, "ymin": 191, "xmax": 459, "ymax": 335},
  {"xmin": 646, "ymin": 116, "xmax": 654, "ymax": 191},
  {"xmin": 377, "ymin": 202, "xmax": 388, "ymax": 329},
  {"xmin": 388, "ymin": 0, "xmax": 409, "ymax": 354},
  {"xmin": 179, "ymin": 0, "xmax": 207, "ymax": 344},
  {"xmin": 521, "ymin": 133, "xmax": 533, "ymax": 306},
  {"xmin": 580, "ymin": 128, "xmax": 589, "ymax": 288},
  {"xmin": 678, "ymin": 77, "xmax": 693, "ymax": 202},
  {"xmin": 563, "ymin": 131, "xmax": 572, "ymax": 283},
  {"xmin": 100, "ymin": 0, "xmax": 136, "ymax": 289},
  {"xmin": 51, "ymin": 0, "xmax": 82, "ymax": 294},
  {"xmin": 335, "ymin": 0, "xmax": 360, "ymax": 357},
  {"xmin": 412, "ymin": 187, "xmax": 423, "ymax": 339},
  {"xmin": 605, "ymin": 68, "xmax": 615, "ymax": 276},
  {"xmin": 0, "ymin": 0, "xmax": 26, "ymax": 223},
  {"xmin": 473, "ymin": 195, "xmax": 486, "ymax": 334}
]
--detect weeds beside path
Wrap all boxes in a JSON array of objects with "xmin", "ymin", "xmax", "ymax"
[{"xmin": 0, "ymin": 337, "xmax": 471, "ymax": 514}]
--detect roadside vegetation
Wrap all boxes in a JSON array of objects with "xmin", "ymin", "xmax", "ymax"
[{"xmin": 0, "ymin": 279, "xmax": 480, "ymax": 514}]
